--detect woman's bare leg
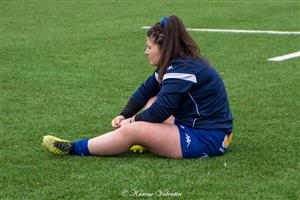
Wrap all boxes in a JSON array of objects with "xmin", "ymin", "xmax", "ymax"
[
  {"xmin": 88, "ymin": 122, "xmax": 182, "ymax": 158},
  {"xmin": 87, "ymin": 96, "xmax": 181, "ymax": 158}
]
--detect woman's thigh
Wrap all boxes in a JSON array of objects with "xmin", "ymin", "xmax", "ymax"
[{"xmin": 126, "ymin": 122, "xmax": 182, "ymax": 159}]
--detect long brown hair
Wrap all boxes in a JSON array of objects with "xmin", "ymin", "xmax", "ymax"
[{"xmin": 147, "ymin": 15, "xmax": 204, "ymax": 80}]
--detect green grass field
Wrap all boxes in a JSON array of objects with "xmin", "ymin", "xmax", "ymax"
[{"xmin": 1, "ymin": 1, "xmax": 299, "ymax": 199}]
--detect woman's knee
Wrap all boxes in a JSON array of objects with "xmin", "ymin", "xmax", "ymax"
[{"xmin": 117, "ymin": 122, "xmax": 147, "ymax": 140}]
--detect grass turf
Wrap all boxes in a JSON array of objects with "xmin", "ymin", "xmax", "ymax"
[{"xmin": 1, "ymin": 1, "xmax": 299, "ymax": 199}]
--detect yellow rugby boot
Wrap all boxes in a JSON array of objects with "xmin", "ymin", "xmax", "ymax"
[
  {"xmin": 129, "ymin": 145, "xmax": 146, "ymax": 154},
  {"xmin": 42, "ymin": 135, "xmax": 72, "ymax": 156}
]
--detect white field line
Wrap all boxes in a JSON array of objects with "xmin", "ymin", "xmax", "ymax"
[
  {"xmin": 142, "ymin": 26, "xmax": 300, "ymax": 61},
  {"xmin": 141, "ymin": 26, "xmax": 300, "ymax": 35},
  {"xmin": 267, "ymin": 51, "xmax": 300, "ymax": 62}
]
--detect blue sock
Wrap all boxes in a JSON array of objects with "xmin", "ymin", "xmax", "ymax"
[{"xmin": 70, "ymin": 139, "xmax": 91, "ymax": 156}]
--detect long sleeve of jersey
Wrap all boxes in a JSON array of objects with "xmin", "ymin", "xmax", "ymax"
[
  {"xmin": 135, "ymin": 71, "xmax": 195, "ymax": 123},
  {"xmin": 120, "ymin": 72, "xmax": 160, "ymax": 118},
  {"xmin": 119, "ymin": 98, "xmax": 144, "ymax": 119},
  {"xmin": 131, "ymin": 72, "xmax": 161, "ymax": 106}
]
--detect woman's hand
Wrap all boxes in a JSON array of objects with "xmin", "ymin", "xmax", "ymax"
[
  {"xmin": 120, "ymin": 117, "xmax": 132, "ymax": 127},
  {"xmin": 120, "ymin": 116, "xmax": 135, "ymax": 127},
  {"xmin": 111, "ymin": 115, "xmax": 125, "ymax": 129}
]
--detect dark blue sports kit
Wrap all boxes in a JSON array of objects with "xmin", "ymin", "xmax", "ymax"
[{"xmin": 121, "ymin": 58, "xmax": 233, "ymax": 158}]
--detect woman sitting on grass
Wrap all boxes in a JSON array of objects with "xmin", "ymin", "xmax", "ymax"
[{"xmin": 42, "ymin": 15, "xmax": 233, "ymax": 159}]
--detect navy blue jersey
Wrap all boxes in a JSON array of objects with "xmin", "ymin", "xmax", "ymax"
[{"xmin": 131, "ymin": 58, "xmax": 233, "ymax": 131}]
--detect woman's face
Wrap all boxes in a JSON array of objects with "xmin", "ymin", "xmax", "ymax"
[{"xmin": 145, "ymin": 37, "xmax": 162, "ymax": 67}]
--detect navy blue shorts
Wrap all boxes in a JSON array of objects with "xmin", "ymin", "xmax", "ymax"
[{"xmin": 176, "ymin": 124, "xmax": 233, "ymax": 159}]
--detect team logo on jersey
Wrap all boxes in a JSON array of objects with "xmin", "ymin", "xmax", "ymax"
[{"xmin": 167, "ymin": 65, "xmax": 173, "ymax": 70}]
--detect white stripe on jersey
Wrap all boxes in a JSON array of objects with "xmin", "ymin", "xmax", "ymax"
[
  {"xmin": 188, "ymin": 92, "xmax": 201, "ymax": 128},
  {"xmin": 154, "ymin": 72, "xmax": 161, "ymax": 83},
  {"xmin": 163, "ymin": 73, "xmax": 197, "ymax": 83}
]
